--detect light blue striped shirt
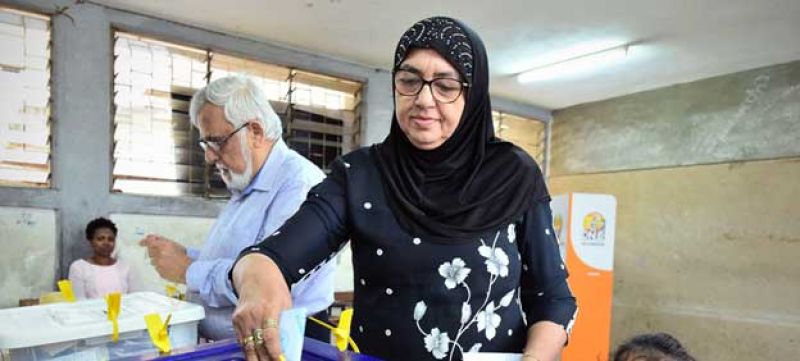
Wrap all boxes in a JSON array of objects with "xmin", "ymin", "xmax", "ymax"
[{"xmin": 185, "ymin": 139, "xmax": 335, "ymax": 340}]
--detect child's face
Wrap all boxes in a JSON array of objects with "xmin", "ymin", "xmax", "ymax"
[{"xmin": 90, "ymin": 228, "xmax": 116, "ymax": 257}]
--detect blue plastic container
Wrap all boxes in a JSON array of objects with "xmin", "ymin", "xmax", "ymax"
[{"xmin": 119, "ymin": 337, "xmax": 384, "ymax": 361}]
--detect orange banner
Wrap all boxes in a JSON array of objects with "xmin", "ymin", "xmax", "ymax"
[{"xmin": 554, "ymin": 193, "xmax": 616, "ymax": 361}]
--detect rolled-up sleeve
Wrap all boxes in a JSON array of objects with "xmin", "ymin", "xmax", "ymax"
[
  {"xmin": 186, "ymin": 258, "xmax": 238, "ymax": 307},
  {"xmin": 235, "ymin": 159, "xmax": 351, "ymax": 289},
  {"xmin": 186, "ymin": 247, "xmax": 201, "ymax": 261},
  {"xmin": 518, "ymin": 201, "xmax": 578, "ymax": 336}
]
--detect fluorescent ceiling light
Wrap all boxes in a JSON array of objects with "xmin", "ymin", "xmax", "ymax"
[{"xmin": 517, "ymin": 45, "xmax": 631, "ymax": 83}]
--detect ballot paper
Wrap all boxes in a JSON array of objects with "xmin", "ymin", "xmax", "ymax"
[
  {"xmin": 279, "ymin": 307, "xmax": 307, "ymax": 361},
  {"xmin": 463, "ymin": 352, "xmax": 523, "ymax": 361}
]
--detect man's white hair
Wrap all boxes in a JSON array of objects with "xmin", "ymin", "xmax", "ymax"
[{"xmin": 189, "ymin": 75, "xmax": 282, "ymax": 140}]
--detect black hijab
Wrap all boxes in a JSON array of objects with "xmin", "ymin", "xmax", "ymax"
[{"xmin": 372, "ymin": 16, "xmax": 549, "ymax": 240}]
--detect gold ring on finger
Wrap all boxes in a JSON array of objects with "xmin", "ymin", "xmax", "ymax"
[
  {"xmin": 252, "ymin": 328, "xmax": 265, "ymax": 344},
  {"xmin": 242, "ymin": 335, "xmax": 254, "ymax": 344},
  {"xmin": 241, "ymin": 335, "xmax": 255, "ymax": 350},
  {"xmin": 263, "ymin": 318, "xmax": 278, "ymax": 329}
]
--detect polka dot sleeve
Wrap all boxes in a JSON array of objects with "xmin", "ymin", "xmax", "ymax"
[{"xmin": 518, "ymin": 200, "xmax": 578, "ymax": 336}]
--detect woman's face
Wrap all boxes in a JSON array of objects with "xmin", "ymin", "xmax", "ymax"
[
  {"xmin": 90, "ymin": 227, "xmax": 116, "ymax": 258},
  {"xmin": 395, "ymin": 48, "xmax": 466, "ymax": 150}
]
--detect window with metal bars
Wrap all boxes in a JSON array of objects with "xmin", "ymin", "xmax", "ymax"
[
  {"xmin": 0, "ymin": 7, "xmax": 50, "ymax": 188},
  {"xmin": 210, "ymin": 55, "xmax": 362, "ymax": 175},
  {"xmin": 492, "ymin": 111, "xmax": 547, "ymax": 167},
  {"xmin": 112, "ymin": 32, "xmax": 362, "ymax": 198}
]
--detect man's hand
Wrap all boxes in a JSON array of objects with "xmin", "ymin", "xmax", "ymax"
[{"xmin": 139, "ymin": 234, "xmax": 191, "ymax": 284}]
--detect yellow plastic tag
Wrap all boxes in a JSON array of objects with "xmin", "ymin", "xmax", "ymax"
[
  {"xmin": 308, "ymin": 308, "xmax": 360, "ymax": 353},
  {"xmin": 106, "ymin": 293, "xmax": 121, "ymax": 342},
  {"xmin": 333, "ymin": 308, "xmax": 354, "ymax": 352},
  {"xmin": 165, "ymin": 283, "xmax": 185, "ymax": 300},
  {"xmin": 145, "ymin": 313, "xmax": 172, "ymax": 354},
  {"xmin": 39, "ymin": 291, "xmax": 66, "ymax": 304},
  {"xmin": 57, "ymin": 280, "xmax": 76, "ymax": 303},
  {"xmin": 165, "ymin": 284, "xmax": 177, "ymax": 298}
]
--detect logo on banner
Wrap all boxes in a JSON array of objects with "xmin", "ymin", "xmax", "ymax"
[
  {"xmin": 581, "ymin": 212, "xmax": 606, "ymax": 245},
  {"xmin": 553, "ymin": 214, "xmax": 565, "ymax": 246}
]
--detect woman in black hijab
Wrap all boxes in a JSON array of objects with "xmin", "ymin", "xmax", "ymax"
[{"xmin": 230, "ymin": 17, "xmax": 577, "ymax": 361}]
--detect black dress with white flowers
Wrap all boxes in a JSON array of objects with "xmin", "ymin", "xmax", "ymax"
[{"xmin": 240, "ymin": 148, "xmax": 577, "ymax": 361}]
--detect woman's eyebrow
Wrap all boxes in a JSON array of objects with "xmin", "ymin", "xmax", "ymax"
[
  {"xmin": 433, "ymin": 71, "xmax": 460, "ymax": 79},
  {"xmin": 398, "ymin": 65, "xmax": 460, "ymax": 79},
  {"xmin": 397, "ymin": 64, "xmax": 421, "ymax": 74}
]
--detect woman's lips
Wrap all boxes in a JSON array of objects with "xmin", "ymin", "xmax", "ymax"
[{"xmin": 411, "ymin": 116, "xmax": 437, "ymax": 127}]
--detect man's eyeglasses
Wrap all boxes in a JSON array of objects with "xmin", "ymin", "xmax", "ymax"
[
  {"xmin": 198, "ymin": 122, "xmax": 249, "ymax": 154},
  {"xmin": 393, "ymin": 70, "xmax": 469, "ymax": 104}
]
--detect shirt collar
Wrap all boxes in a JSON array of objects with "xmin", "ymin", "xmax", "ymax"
[{"xmin": 234, "ymin": 139, "xmax": 289, "ymax": 198}]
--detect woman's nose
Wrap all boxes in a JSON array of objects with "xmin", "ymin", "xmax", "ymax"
[{"xmin": 414, "ymin": 83, "xmax": 436, "ymax": 106}]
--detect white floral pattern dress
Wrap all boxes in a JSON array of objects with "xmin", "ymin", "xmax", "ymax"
[{"xmin": 238, "ymin": 148, "xmax": 577, "ymax": 361}]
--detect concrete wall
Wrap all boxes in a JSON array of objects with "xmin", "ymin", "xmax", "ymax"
[
  {"xmin": 0, "ymin": 0, "xmax": 549, "ymax": 305},
  {"xmin": 551, "ymin": 60, "xmax": 800, "ymax": 175},
  {"xmin": 550, "ymin": 61, "xmax": 800, "ymax": 360},
  {"xmin": 0, "ymin": 207, "xmax": 56, "ymax": 308}
]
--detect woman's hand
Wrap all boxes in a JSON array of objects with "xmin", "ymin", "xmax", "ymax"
[
  {"xmin": 231, "ymin": 253, "xmax": 293, "ymax": 361},
  {"xmin": 522, "ymin": 321, "xmax": 568, "ymax": 361}
]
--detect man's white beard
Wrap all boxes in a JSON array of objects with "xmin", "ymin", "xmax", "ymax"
[{"xmin": 219, "ymin": 132, "xmax": 254, "ymax": 192}]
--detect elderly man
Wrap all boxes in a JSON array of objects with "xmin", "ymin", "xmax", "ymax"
[{"xmin": 140, "ymin": 76, "xmax": 335, "ymax": 341}]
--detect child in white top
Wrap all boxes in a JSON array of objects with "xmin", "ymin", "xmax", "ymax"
[{"xmin": 68, "ymin": 217, "xmax": 134, "ymax": 299}]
